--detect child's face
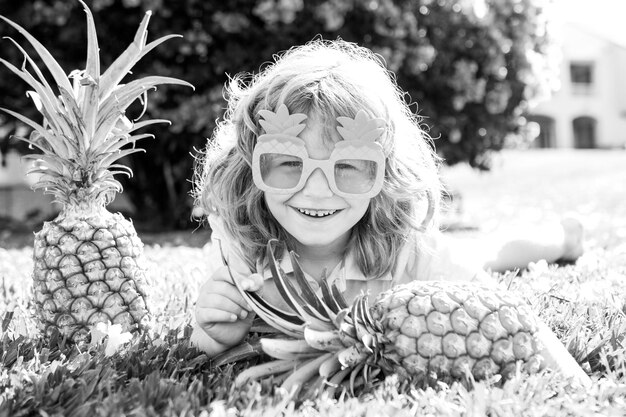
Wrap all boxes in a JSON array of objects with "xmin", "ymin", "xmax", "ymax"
[{"xmin": 264, "ymin": 116, "xmax": 371, "ymax": 252}]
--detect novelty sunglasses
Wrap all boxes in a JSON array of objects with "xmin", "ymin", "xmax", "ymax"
[{"xmin": 251, "ymin": 105, "xmax": 387, "ymax": 199}]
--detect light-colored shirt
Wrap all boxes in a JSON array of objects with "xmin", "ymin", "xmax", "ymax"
[{"xmin": 203, "ymin": 214, "xmax": 494, "ymax": 309}]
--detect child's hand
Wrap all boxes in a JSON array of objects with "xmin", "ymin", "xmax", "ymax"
[{"xmin": 193, "ymin": 266, "xmax": 264, "ymax": 353}]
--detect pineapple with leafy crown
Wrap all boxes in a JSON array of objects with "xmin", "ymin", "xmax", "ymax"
[
  {"xmin": 219, "ymin": 241, "xmax": 590, "ymax": 396},
  {"xmin": 0, "ymin": 1, "xmax": 193, "ymax": 342}
]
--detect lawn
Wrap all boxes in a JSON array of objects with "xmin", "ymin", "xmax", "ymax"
[{"xmin": 1, "ymin": 149, "xmax": 625, "ymax": 416}]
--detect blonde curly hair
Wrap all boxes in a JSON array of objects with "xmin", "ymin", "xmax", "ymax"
[{"xmin": 193, "ymin": 39, "xmax": 442, "ymax": 278}]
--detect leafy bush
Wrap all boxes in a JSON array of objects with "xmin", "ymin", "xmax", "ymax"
[{"xmin": 0, "ymin": 0, "xmax": 557, "ymax": 229}]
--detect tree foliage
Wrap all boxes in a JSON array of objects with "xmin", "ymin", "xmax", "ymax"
[{"xmin": 0, "ymin": 0, "xmax": 558, "ymax": 229}]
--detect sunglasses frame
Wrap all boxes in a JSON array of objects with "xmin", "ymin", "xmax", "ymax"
[{"xmin": 252, "ymin": 135, "xmax": 386, "ymax": 199}]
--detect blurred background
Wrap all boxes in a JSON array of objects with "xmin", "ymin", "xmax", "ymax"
[{"xmin": 0, "ymin": 0, "xmax": 624, "ymax": 240}]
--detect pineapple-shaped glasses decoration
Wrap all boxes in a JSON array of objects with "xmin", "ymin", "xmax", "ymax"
[{"xmin": 0, "ymin": 1, "xmax": 193, "ymax": 342}]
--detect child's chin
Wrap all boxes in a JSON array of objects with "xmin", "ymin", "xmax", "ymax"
[{"xmin": 291, "ymin": 231, "xmax": 351, "ymax": 249}]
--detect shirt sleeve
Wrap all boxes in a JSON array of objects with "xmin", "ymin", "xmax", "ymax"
[
  {"xmin": 202, "ymin": 213, "xmax": 252, "ymax": 277},
  {"xmin": 393, "ymin": 231, "xmax": 496, "ymax": 286}
]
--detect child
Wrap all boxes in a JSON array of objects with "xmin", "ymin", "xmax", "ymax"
[{"xmin": 190, "ymin": 40, "xmax": 582, "ymax": 356}]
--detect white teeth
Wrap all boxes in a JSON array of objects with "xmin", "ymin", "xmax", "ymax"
[{"xmin": 296, "ymin": 208, "xmax": 337, "ymax": 217}]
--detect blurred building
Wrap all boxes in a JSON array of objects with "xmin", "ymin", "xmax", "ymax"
[
  {"xmin": 527, "ymin": 22, "xmax": 626, "ymax": 148},
  {"xmin": 0, "ymin": 150, "xmax": 58, "ymax": 221}
]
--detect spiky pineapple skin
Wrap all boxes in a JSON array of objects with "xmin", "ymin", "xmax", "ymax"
[
  {"xmin": 370, "ymin": 281, "xmax": 544, "ymax": 381},
  {"xmin": 31, "ymin": 208, "xmax": 149, "ymax": 342}
]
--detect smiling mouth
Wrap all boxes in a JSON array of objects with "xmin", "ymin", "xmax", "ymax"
[{"xmin": 295, "ymin": 207, "xmax": 339, "ymax": 218}]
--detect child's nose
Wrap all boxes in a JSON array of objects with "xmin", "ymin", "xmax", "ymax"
[{"xmin": 301, "ymin": 168, "xmax": 334, "ymax": 198}]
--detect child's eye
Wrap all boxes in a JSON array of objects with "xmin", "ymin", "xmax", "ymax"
[
  {"xmin": 336, "ymin": 163, "xmax": 358, "ymax": 171},
  {"xmin": 336, "ymin": 160, "xmax": 368, "ymax": 171},
  {"xmin": 280, "ymin": 160, "xmax": 303, "ymax": 168}
]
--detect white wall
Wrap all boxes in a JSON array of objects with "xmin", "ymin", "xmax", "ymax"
[
  {"xmin": 530, "ymin": 23, "xmax": 626, "ymax": 148},
  {"xmin": 0, "ymin": 150, "xmax": 59, "ymax": 221}
]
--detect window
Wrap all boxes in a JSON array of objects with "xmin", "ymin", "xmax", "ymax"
[
  {"xmin": 570, "ymin": 62, "xmax": 594, "ymax": 90},
  {"xmin": 570, "ymin": 62, "xmax": 593, "ymax": 85}
]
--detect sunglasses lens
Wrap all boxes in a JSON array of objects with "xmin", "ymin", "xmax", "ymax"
[
  {"xmin": 334, "ymin": 159, "xmax": 379, "ymax": 194},
  {"xmin": 259, "ymin": 153, "xmax": 303, "ymax": 189}
]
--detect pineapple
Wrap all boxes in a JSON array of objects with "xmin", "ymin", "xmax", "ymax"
[
  {"xmin": 0, "ymin": 2, "xmax": 193, "ymax": 342},
  {"xmin": 223, "ymin": 240, "xmax": 590, "ymax": 395}
]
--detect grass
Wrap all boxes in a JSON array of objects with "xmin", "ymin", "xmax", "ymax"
[{"xmin": 1, "ymin": 149, "xmax": 626, "ymax": 416}]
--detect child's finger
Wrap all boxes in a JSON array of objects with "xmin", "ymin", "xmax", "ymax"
[
  {"xmin": 196, "ymin": 294, "xmax": 249, "ymax": 320},
  {"xmin": 197, "ymin": 281, "xmax": 251, "ymax": 312},
  {"xmin": 210, "ymin": 266, "xmax": 236, "ymax": 284},
  {"xmin": 210, "ymin": 266, "xmax": 263, "ymax": 293},
  {"xmin": 241, "ymin": 273, "xmax": 264, "ymax": 292},
  {"xmin": 211, "ymin": 265, "xmax": 256, "ymax": 290},
  {"xmin": 195, "ymin": 307, "xmax": 240, "ymax": 325}
]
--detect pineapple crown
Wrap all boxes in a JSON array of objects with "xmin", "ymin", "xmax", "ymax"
[{"xmin": 0, "ymin": 0, "xmax": 194, "ymax": 208}]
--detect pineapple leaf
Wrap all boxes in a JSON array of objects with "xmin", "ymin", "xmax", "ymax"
[
  {"xmin": 351, "ymin": 298, "xmax": 375, "ymax": 345},
  {"xmin": 97, "ymin": 148, "xmax": 146, "ymax": 168},
  {"xmin": 0, "ymin": 108, "xmax": 68, "ymax": 158},
  {"xmin": 2, "ymin": 37, "xmax": 57, "ymax": 103},
  {"xmin": 8, "ymin": 134, "xmax": 51, "ymax": 155},
  {"xmin": 349, "ymin": 362, "xmax": 366, "ymax": 395},
  {"xmin": 266, "ymin": 241, "xmax": 300, "ymax": 313},
  {"xmin": 361, "ymin": 296, "xmax": 381, "ymax": 332},
  {"xmin": 318, "ymin": 351, "xmax": 342, "ymax": 378},
  {"xmin": 57, "ymin": 112, "xmax": 84, "ymax": 150},
  {"xmin": 58, "ymin": 85, "xmax": 87, "ymax": 143},
  {"xmin": 22, "ymin": 155, "xmax": 68, "ymax": 177},
  {"xmin": 320, "ymin": 277, "xmax": 342, "ymax": 314},
  {"xmin": 288, "ymin": 251, "xmax": 327, "ymax": 314},
  {"xmin": 99, "ymin": 5, "xmax": 189, "ymax": 102},
  {"xmin": 129, "ymin": 119, "xmax": 171, "ymax": 133},
  {"xmin": 238, "ymin": 282, "xmax": 304, "ymax": 339},
  {"xmin": 219, "ymin": 241, "xmax": 304, "ymax": 338},
  {"xmin": 314, "ymin": 278, "xmax": 340, "ymax": 323},
  {"xmin": 300, "ymin": 303, "xmax": 333, "ymax": 327},
  {"xmin": 266, "ymin": 242, "xmax": 332, "ymax": 330},
  {"xmin": 98, "ymin": 10, "xmax": 151, "ymax": 100},
  {"xmin": 97, "ymin": 76, "xmax": 193, "ymax": 141},
  {"xmin": 331, "ymin": 283, "xmax": 349, "ymax": 310},
  {"xmin": 107, "ymin": 165, "xmax": 135, "ymax": 178},
  {"xmin": 0, "ymin": 15, "xmax": 74, "ymax": 93},
  {"xmin": 100, "ymin": 33, "xmax": 185, "ymax": 102},
  {"xmin": 248, "ymin": 290, "xmax": 302, "ymax": 324},
  {"xmin": 272, "ymin": 277, "xmax": 332, "ymax": 331},
  {"xmin": 212, "ymin": 339, "xmax": 264, "ymax": 367},
  {"xmin": 334, "ymin": 309, "xmax": 349, "ymax": 330},
  {"xmin": 92, "ymin": 113, "xmax": 128, "ymax": 150},
  {"xmin": 92, "ymin": 133, "xmax": 153, "ymax": 157},
  {"xmin": 81, "ymin": 0, "xmax": 100, "ymax": 81},
  {"xmin": 81, "ymin": 0, "xmax": 100, "ymax": 141},
  {"xmin": 0, "ymin": 57, "xmax": 66, "ymax": 135},
  {"xmin": 281, "ymin": 352, "xmax": 334, "ymax": 392}
]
